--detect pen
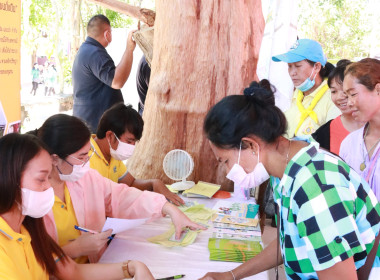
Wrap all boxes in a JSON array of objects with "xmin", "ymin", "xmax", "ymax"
[
  {"xmin": 74, "ymin": 225, "xmax": 98, "ymax": 234},
  {"xmin": 74, "ymin": 225, "xmax": 113, "ymax": 240},
  {"xmin": 156, "ymin": 274, "xmax": 185, "ymax": 280}
]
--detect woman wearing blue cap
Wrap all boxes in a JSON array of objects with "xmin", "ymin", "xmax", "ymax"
[{"xmin": 272, "ymin": 39, "xmax": 340, "ymax": 138}]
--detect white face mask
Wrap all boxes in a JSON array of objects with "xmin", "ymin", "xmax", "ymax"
[
  {"xmin": 58, "ymin": 161, "xmax": 90, "ymax": 182},
  {"xmin": 21, "ymin": 187, "xmax": 54, "ymax": 218},
  {"xmin": 295, "ymin": 65, "xmax": 318, "ymax": 92},
  {"xmin": 109, "ymin": 133, "xmax": 135, "ymax": 161},
  {"xmin": 226, "ymin": 142, "xmax": 270, "ymax": 199}
]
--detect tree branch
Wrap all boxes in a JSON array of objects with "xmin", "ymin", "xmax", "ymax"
[{"xmin": 85, "ymin": 0, "xmax": 155, "ymax": 26}]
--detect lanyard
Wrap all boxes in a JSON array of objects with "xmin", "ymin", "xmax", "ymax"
[{"xmin": 294, "ymin": 83, "xmax": 329, "ymax": 136}]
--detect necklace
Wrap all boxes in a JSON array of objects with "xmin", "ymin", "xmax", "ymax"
[
  {"xmin": 286, "ymin": 140, "xmax": 291, "ymax": 165},
  {"xmin": 360, "ymin": 124, "xmax": 380, "ymax": 171}
]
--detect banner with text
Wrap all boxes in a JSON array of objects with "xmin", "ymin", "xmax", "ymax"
[{"xmin": 0, "ymin": 0, "xmax": 21, "ymax": 137}]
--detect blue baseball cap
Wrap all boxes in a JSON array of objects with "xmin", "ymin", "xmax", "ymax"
[{"xmin": 272, "ymin": 39, "xmax": 327, "ymax": 66}]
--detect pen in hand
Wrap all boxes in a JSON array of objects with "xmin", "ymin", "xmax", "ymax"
[
  {"xmin": 74, "ymin": 225, "xmax": 113, "ymax": 240},
  {"xmin": 156, "ymin": 274, "xmax": 185, "ymax": 280}
]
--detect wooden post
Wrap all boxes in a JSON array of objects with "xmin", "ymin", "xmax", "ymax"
[
  {"xmin": 85, "ymin": 0, "xmax": 155, "ymax": 26},
  {"xmin": 127, "ymin": 0, "xmax": 264, "ymax": 188}
]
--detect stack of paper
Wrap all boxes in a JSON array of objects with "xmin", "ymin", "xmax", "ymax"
[
  {"xmin": 208, "ymin": 201, "xmax": 263, "ymax": 262},
  {"xmin": 102, "ymin": 217, "xmax": 147, "ymax": 234},
  {"xmin": 213, "ymin": 201, "xmax": 259, "ymax": 219},
  {"xmin": 208, "ymin": 238, "xmax": 262, "ymax": 262},
  {"xmin": 182, "ymin": 181, "xmax": 220, "ymax": 198},
  {"xmin": 211, "ymin": 214, "xmax": 260, "ymax": 227}
]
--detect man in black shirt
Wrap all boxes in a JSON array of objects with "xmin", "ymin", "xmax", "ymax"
[
  {"xmin": 136, "ymin": 55, "xmax": 151, "ymax": 116},
  {"xmin": 72, "ymin": 14, "xmax": 136, "ymax": 132}
]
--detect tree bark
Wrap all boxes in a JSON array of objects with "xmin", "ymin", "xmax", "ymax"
[
  {"xmin": 71, "ymin": 0, "xmax": 82, "ymax": 60},
  {"xmin": 85, "ymin": 0, "xmax": 155, "ymax": 26},
  {"xmin": 126, "ymin": 0, "xmax": 265, "ymax": 189}
]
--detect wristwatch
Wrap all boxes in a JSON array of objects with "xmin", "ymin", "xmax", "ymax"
[{"xmin": 122, "ymin": 260, "xmax": 132, "ymax": 279}]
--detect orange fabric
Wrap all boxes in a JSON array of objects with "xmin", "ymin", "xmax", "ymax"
[
  {"xmin": 330, "ymin": 116, "xmax": 349, "ymax": 155},
  {"xmin": 212, "ymin": 190, "xmax": 231, "ymax": 199}
]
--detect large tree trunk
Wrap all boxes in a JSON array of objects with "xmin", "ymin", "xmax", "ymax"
[{"xmin": 127, "ymin": 0, "xmax": 265, "ymax": 189}]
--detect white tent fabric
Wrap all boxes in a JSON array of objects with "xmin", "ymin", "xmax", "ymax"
[{"xmin": 257, "ymin": 0, "xmax": 298, "ymax": 112}]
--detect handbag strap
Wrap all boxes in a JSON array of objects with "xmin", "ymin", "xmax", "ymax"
[
  {"xmin": 357, "ymin": 230, "xmax": 380, "ymax": 280},
  {"xmin": 275, "ymin": 204, "xmax": 280, "ymax": 280}
]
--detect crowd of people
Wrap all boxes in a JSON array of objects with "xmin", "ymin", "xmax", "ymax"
[
  {"xmin": 1, "ymin": 13, "xmax": 379, "ymax": 280},
  {"xmin": 30, "ymin": 61, "xmax": 57, "ymax": 96}
]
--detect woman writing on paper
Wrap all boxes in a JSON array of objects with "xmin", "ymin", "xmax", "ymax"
[
  {"xmin": 272, "ymin": 39, "xmax": 340, "ymax": 138},
  {"xmin": 340, "ymin": 58, "xmax": 380, "ymax": 201},
  {"xmin": 0, "ymin": 133, "xmax": 154, "ymax": 279},
  {"xmin": 29, "ymin": 114, "xmax": 204, "ymax": 263},
  {"xmin": 199, "ymin": 82, "xmax": 379, "ymax": 280}
]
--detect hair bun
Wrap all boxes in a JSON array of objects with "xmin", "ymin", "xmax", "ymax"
[
  {"xmin": 25, "ymin": 128, "xmax": 39, "ymax": 136},
  {"xmin": 243, "ymin": 79, "xmax": 275, "ymax": 106},
  {"xmin": 336, "ymin": 59, "xmax": 351, "ymax": 68}
]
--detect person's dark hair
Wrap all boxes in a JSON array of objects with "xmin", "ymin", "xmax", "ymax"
[
  {"xmin": 327, "ymin": 59, "xmax": 352, "ymax": 88},
  {"xmin": 87, "ymin": 14, "xmax": 110, "ymax": 37},
  {"xmin": 344, "ymin": 58, "xmax": 380, "ymax": 91},
  {"xmin": 306, "ymin": 59, "xmax": 335, "ymax": 79},
  {"xmin": 97, "ymin": 103, "xmax": 144, "ymax": 140},
  {"xmin": 244, "ymin": 79, "xmax": 276, "ymax": 105},
  {"xmin": 37, "ymin": 114, "xmax": 91, "ymax": 159},
  {"xmin": 204, "ymin": 79, "xmax": 286, "ymax": 149},
  {"xmin": 0, "ymin": 133, "xmax": 66, "ymax": 275}
]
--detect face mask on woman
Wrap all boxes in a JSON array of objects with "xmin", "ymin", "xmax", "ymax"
[
  {"xmin": 109, "ymin": 133, "xmax": 135, "ymax": 161},
  {"xmin": 58, "ymin": 160, "xmax": 90, "ymax": 182},
  {"xmin": 21, "ymin": 187, "xmax": 54, "ymax": 218},
  {"xmin": 296, "ymin": 65, "xmax": 318, "ymax": 92},
  {"xmin": 226, "ymin": 142, "xmax": 270, "ymax": 199}
]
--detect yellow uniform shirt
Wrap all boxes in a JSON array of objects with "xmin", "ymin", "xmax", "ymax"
[
  {"xmin": 285, "ymin": 80, "xmax": 341, "ymax": 138},
  {"xmin": 89, "ymin": 135, "xmax": 128, "ymax": 183},
  {"xmin": 52, "ymin": 185, "xmax": 88, "ymax": 263},
  {"xmin": 0, "ymin": 217, "xmax": 48, "ymax": 280}
]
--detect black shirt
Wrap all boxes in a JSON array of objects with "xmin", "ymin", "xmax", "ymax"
[
  {"xmin": 72, "ymin": 37, "xmax": 123, "ymax": 132},
  {"xmin": 135, "ymin": 55, "xmax": 151, "ymax": 115}
]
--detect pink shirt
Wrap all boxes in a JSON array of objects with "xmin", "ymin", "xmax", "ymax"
[
  {"xmin": 340, "ymin": 126, "xmax": 380, "ymax": 202},
  {"xmin": 44, "ymin": 169, "xmax": 167, "ymax": 262}
]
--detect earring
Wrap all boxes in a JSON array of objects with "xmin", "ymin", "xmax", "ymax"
[{"xmin": 252, "ymin": 152, "xmax": 256, "ymax": 155}]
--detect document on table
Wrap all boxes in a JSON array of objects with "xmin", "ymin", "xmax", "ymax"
[{"xmin": 102, "ymin": 217, "xmax": 147, "ymax": 234}]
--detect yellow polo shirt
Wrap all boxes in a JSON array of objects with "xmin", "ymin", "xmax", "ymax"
[
  {"xmin": 89, "ymin": 135, "xmax": 128, "ymax": 183},
  {"xmin": 285, "ymin": 80, "xmax": 341, "ymax": 138},
  {"xmin": 0, "ymin": 217, "xmax": 48, "ymax": 279},
  {"xmin": 52, "ymin": 185, "xmax": 88, "ymax": 263}
]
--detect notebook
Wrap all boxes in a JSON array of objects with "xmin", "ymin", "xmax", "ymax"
[{"xmin": 182, "ymin": 181, "xmax": 221, "ymax": 198}]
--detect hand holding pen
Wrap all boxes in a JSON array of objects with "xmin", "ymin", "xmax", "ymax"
[
  {"xmin": 74, "ymin": 225, "xmax": 113, "ymax": 240},
  {"xmin": 67, "ymin": 226, "xmax": 113, "ymax": 257}
]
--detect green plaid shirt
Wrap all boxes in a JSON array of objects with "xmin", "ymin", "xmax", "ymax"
[{"xmin": 273, "ymin": 138, "xmax": 380, "ymax": 279}]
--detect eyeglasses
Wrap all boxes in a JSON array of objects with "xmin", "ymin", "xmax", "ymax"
[{"xmin": 64, "ymin": 146, "xmax": 95, "ymax": 167}]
